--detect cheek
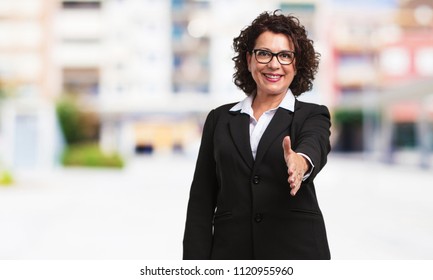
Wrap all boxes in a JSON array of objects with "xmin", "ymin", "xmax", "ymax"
[
  {"xmin": 286, "ymin": 64, "xmax": 296, "ymax": 77},
  {"xmin": 251, "ymin": 66, "xmax": 264, "ymax": 82},
  {"xmin": 250, "ymin": 61, "xmax": 264, "ymax": 74}
]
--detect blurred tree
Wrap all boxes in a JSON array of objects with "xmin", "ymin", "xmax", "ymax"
[
  {"xmin": 56, "ymin": 95, "xmax": 100, "ymax": 145},
  {"xmin": 56, "ymin": 96, "xmax": 86, "ymax": 145},
  {"xmin": 56, "ymin": 95, "xmax": 123, "ymax": 168}
]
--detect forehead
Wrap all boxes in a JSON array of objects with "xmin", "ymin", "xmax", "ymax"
[{"xmin": 254, "ymin": 31, "xmax": 294, "ymax": 50}]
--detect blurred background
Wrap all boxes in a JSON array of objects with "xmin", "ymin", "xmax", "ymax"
[{"xmin": 0, "ymin": 0, "xmax": 433, "ymax": 259}]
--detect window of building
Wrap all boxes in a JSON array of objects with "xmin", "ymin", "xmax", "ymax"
[
  {"xmin": 171, "ymin": 0, "xmax": 210, "ymax": 94},
  {"xmin": 62, "ymin": 68, "xmax": 99, "ymax": 96},
  {"xmin": 380, "ymin": 47, "xmax": 410, "ymax": 76},
  {"xmin": 392, "ymin": 122, "xmax": 416, "ymax": 148},
  {"xmin": 415, "ymin": 47, "xmax": 433, "ymax": 76},
  {"xmin": 62, "ymin": 0, "xmax": 101, "ymax": 10},
  {"xmin": 336, "ymin": 53, "xmax": 375, "ymax": 88}
]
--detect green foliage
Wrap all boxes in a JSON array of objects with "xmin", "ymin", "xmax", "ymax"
[
  {"xmin": 333, "ymin": 109, "xmax": 364, "ymax": 124},
  {"xmin": 56, "ymin": 96, "xmax": 100, "ymax": 144},
  {"xmin": 0, "ymin": 170, "xmax": 14, "ymax": 186},
  {"xmin": 56, "ymin": 97, "xmax": 85, "ymax": 144},
  {"xmin": 61, "ymin": 143, "xmax": 124, "ymax": 168},
  {"xmin": 56, "ymin": 96, "xmax": 121, "ymax": 168}
]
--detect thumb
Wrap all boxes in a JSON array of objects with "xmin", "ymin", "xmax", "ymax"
[{"xmin": 283, "ymin": 136, "xmax": 293, "ymax": 158}]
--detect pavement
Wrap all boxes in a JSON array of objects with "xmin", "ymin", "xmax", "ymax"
[{"xmin": 0, "ymin": 153, "xmax": 432, "ymax": 260}]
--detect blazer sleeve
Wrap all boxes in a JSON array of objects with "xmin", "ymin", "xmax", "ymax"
[
  {"xmin": 293, "ymin": 104, "xmax": 331, "ymax": 182},
  {"xmin": 183, "ymin": 109, "xmax": 218, "ymax": 259}
]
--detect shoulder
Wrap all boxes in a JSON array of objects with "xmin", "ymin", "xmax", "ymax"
[
  {"xmin": 207, "ymin": 102, "xmax": 239, "ymax": 119},
  {"xmin": 202, "ymin": 102, "xmax": 239, "ymax": 127},
  {"xmin": 214, "ymin": 102, "xmax": 239, "ymax": 113},
  {"xmin": 295, "ymin": 99, "xmax": 330, "ymax": 115}
]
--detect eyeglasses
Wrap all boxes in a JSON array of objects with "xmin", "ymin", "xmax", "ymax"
[{"xmin": 252, "ymin": 49, "xmax": 296, "ymax": 65}]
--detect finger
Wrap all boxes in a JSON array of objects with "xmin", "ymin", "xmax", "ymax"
[
  {"xmin": 290, "ymin": 185, "xmax": 300, "ymax": 196},
  {"xmin": 288, "ymin": 165, "xmax": 298, "ymax": 177},
  {"xmin": 289, "ymin": 175, "xmax": 298, "ymax": 188},
  {"xmin": 289, "ymin": 173, "xmax": 303, "ymax": 196},
  {"xmin": 290, "ymin": 180, "xmax": 302, "ymax": 196},
  {"xmin": 282, "ymin": 136, "xmax": 292, "ymax": 159},
  {"xmin": 288, "ymin": 171, "xmax": 296, "ymax": 183}
]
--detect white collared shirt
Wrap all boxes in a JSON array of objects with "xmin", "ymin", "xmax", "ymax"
[{"xmin": 229, "ymin": 90, "xmax": 313, "ymax": 180}]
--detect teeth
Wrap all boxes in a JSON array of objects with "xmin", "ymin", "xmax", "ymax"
[{"xmin": 265, "ymin": 74, "xmax": 280, "ymax": 79}]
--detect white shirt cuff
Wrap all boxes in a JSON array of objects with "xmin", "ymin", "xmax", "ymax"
[{"xmin": 297, "ymin": 153, "xmax": 314, "ymax": 181}]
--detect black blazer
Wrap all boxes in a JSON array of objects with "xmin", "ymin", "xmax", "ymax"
[{"xmin": 183, "ymin": 99, "xmax": 331, "ymax": 260}]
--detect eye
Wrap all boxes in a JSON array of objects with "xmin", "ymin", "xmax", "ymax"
[
  {"xmin": 279, "ymin": 52, "xmax": 294, "ymax": 60},
  {"xmin": 256, "ymin": 50, "xmax": 271, "ymax": 57}
]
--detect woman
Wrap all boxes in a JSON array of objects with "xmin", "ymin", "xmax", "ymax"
[{"xmin": 183, "ymin": 10, "xmax": 331, "ymax": 260}]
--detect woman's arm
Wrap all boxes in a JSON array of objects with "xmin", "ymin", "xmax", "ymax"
[
  {"xmin": 183, "ymin": 110, "xmax": 218, "ymax": 259},
  {"xmin": 293, "ymin": 104, "xmax": 331, "ymax": 183}
]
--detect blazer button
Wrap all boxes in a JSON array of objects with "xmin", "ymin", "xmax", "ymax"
[
  {"xmin": 255, "ymin": 213, "xmax": 263, "ymax": 223},
  {"xmin": 253, "ymin": 175, "xmax": 260, "ymax": 184}
]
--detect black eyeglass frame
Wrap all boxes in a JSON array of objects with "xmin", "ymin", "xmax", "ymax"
[{"xmin": 252, "ymin": 49, "xmax": 296, "ymax": 65}]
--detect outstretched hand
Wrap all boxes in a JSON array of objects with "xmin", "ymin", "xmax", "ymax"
[{"xmin": 283, "ymin": 136, "xmax": 309, "ymax": 196}]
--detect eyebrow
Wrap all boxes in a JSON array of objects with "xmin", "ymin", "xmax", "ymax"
[{"xmin": 255, "ymin": 47, "xmax": 293, "ymax": 52}]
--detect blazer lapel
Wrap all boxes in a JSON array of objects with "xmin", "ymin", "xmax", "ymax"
[
  {"xmin": 254, "ymin": 107, "xmax": 294, "ymax": 166},
  {"xmin": 228, "ymin": 112, "xmax": 254, "ymax": 169}
]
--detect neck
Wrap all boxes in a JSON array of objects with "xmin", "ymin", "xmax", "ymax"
[{"xmin": 252, "ymin": 92, "xmax": 286, "ymax": 120}]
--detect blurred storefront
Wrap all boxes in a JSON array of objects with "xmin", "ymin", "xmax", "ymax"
[{"xmin": 328, "ymin": 0, "xmax": 433, "ymax": 168}]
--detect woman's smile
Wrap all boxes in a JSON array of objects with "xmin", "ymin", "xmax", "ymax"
[{"xmin": 263, "ymin": 73, "xmax": 284, "ymax": 82}]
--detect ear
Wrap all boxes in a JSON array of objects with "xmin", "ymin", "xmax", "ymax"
[{"xmin": 246, "ymin": 52, "xmax": 252, "ymax": 72}]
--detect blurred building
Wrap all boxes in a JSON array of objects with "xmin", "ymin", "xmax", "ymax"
[
  {"xmin": 0, "ymin": 0, "xmax": 58, "ymax": 172},
  {"xmin": 327, "ymin": 0, "xmax": 433, "ymax": 167},
  {"xmin": 2, "ymin": 0, "xmax": 431, "ymax": 172},
  {"xmin": 326, "ymin": 0, "xmax": 398, "ymax": 152},
  {"xmin": 379, "ymin": 0, "xmax": 433, "ymax": 166},
  {"xmin": 97, "ymin": 0, "xmax": 324, "ymax": 157},
  {"xmin": 0, "ymin": 0, "xmax": 327, "ymax": 172}
]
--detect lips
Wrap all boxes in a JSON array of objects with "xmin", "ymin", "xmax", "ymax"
[{"xmin": 263, "ymin": 73, "xmax": 283, "ymax": 82}]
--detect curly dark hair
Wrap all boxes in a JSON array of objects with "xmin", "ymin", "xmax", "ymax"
[{"xmin": 232, "ymin": 10, "xmax": 320, "ymax": 97}]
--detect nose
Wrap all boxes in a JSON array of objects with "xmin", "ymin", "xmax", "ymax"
[{"xmin": 267, "ymin": 55, "xmax": 280, "ymax": 68}]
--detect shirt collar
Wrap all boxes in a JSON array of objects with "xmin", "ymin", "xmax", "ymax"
[{"xmin": 230, "ymin": 89, "xmax": 296, "ymax": 113}]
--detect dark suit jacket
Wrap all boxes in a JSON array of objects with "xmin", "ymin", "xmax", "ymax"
[{"xmin": 183, "ymin": 99, "xmax": 331, "ymax": 260}]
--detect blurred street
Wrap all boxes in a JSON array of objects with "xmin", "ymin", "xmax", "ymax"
[{"xmin": 1, "ymin": 154, "xmax": 432, "ymax": 260}]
